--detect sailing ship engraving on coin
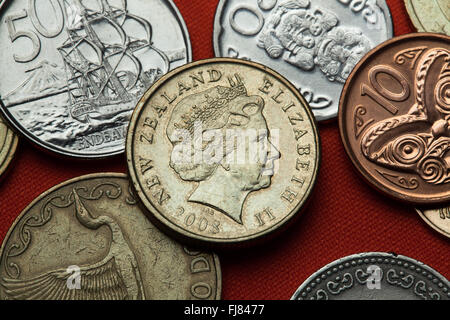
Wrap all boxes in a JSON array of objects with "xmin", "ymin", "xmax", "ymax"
[
  {"xmin": 405, "ymin": 0, "xmax": 450, "ymax": 35},
  {"xmin": 213, "ymin": 0, "xmax": 393, "ymax": 121},
  {"xmin": 0, "ymin": 173, "xmax": 221, "ymax": 300},
  {"xmin": 0, "ymin": 0, "xmax": 191, "ymax": 158},
  {"xmin": 339, "ymin": 33, "xmax": 450, "ymax": 203},
  {"xmin": 126, "ymin": 58, "xmax": 320, "ymax": 246},
  {"xmin": 0, "ymin": 115, "xmax": 18, "ymax": 178},
  {"xmin": 416, "ymin": 206, "xmax": 450, "ymax": 238},
  {"xmin": 291, "ymin": 252, "xmax": 450, "ymax": 300}
]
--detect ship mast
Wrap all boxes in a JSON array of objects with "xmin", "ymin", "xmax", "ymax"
[
  {"xmin": 72, "ymin": 0, "xmax": 131, "ymax": 102},
  {"xmin": 58, "ymin": 0, "xmax": 173, "ymax": 121},
  {"xmin": 66, "ymin": 29, "xmax": 103, "ymax": 101}
]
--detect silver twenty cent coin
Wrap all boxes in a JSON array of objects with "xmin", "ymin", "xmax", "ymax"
[
  {"xmin": 0, "ymin": 0, "xmax": 191, "ymax": 158},
  {"xmin": 291, "ymin": 252, "xmax": 450, "ymax": 300},
  {"xmin": 213, "ymin": 0, "xmax": 393, "ymax": 121}
]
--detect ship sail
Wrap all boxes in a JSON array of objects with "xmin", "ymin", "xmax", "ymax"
[{"xmin": 58, "ymin": 0, "xmax": 172, "ymax": 122}]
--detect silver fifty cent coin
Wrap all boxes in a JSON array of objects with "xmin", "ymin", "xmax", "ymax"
[
  {"xmin": 213, "ymin": 0, "xmax": 393, "ymax": 121},
  {"xmin": 0, "ymin": 0, "xmax": 191, "ymax": 158},
  {"xmin": 291, "ymin": 252, "xmax": 450, "ymax": 300}
]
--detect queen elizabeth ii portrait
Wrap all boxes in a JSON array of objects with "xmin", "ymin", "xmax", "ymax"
[{"xmin": 166, "ymin": 75, "xmax": 280, "ymax": 224}]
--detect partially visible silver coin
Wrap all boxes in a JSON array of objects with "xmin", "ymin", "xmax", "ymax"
[
  {"xmin": 213, "ymin": 0, "xmax": 393, "ymax": 121},
  {"xmin": 0, "ymin": 0, "xmax": 191, "ymax": 158},
  {"xmin": 291, "ymin": 252, "xmax": 449, "ymax": 300}
]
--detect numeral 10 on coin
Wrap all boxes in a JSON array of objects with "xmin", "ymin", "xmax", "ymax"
[
  {"xmin": 361, "ymin": 65, "xmax": 411, "ymax": 115},
  {"xmin": 5, "ymin": 0, "xmax": 65, "ymax": 63}
]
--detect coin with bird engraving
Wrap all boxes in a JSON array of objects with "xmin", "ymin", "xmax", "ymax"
[
  {"xmin": 339, "ymin": 33, "xmax": 450, "ymax": 204},
  {"xmin": 0, "ymin": 173, "xmax": 221, "ymax": 300},
  {"xmin": 291, "ymin": 252, "xmax": 450, "ymax": 300},
  {"xmin": 416, "ymin": 205, "xmax": 450, "ymax": 238},
  {"xmin": 0, "ymin": 0, "xmax": 191, "ymax": 158},
  {"xmin": 0, "ymin": 115, "xmax": 18, "ymax": 178},
  {"xmin": 405, "ymin": 0, "xmax": 450, "ymax": 35},
  {"xmin": 126, "ymin": 58, "xmax": 320, "ymax": 246},
  {"xmin": 213, "ymin": 0, "xmax": 393, "ymax": 121}
]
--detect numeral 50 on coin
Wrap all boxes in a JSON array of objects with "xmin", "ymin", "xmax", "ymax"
[{"xmin": 5, "ymin": 0, "xmax": 65, "ymax": 63}]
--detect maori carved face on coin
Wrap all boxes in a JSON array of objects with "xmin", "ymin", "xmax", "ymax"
[
  {"xmin": 214, "ymin": 0, "xmax": 393, "ymax": 121},
  {"xmin": 340, "ymin": 33, "xmax": 450, "ymax": 203},
  {"xmin": 257, "ymin": 2, "xmax": 371, "ymax": 83},
  {"xmin": 0, "ymin": 0, "xmax": 191, "ymax": 158},
  {"xmin": 0, "ymin": 174, "xmax": 221, "ymax": 300},
  {"xmin": 127, "ymin": 59, "xmax": 320, "ymax": 245}
]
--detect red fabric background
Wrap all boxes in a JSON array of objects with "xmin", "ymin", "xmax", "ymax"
[{"xmin": 0, "ymin": 0, "xmax": 448, "ymax": 300}]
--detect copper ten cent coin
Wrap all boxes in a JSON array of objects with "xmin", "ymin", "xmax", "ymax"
[
  {"xmin": 0, "ymin": 173, "xmax": 221, "ymax": 300},
  {"xmin": 339, "ymin": 33, "xmax": 450, "ymax": 204},
  {"xmin": 126, "ymin": 58, "xmax": 320, "ymax": 246},
  {"xmin": 416, "ymin": 205, "xmax": 450, "ymax": 238},
  {"xmin": 0, "ymin": 115, "xmax": 18, "ymax": 178}
]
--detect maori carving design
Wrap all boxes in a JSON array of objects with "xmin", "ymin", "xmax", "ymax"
[
  {"xmin": 386, "ymin": 269, "xmax": 415, "ymax": 289},
  {"xmin": 394, "ymin": 46, "xmax": 427, "ymax": 69},
  {"xmin": 354, "ymin": 105, "xmax": 374, "ymax": 138},
  {"xmin": 361, "ymin": 48, "xmax": 450, "ymax": 186},
  {"xmin": 414, "ymin": 281, "xmax": 441, "ymax": 300},
  {"xmin": 298, "ymin": 255, "xmax": 449, "ymax": 300},
  {"xmin": 314, "ymin": 289, "xmax": 328, "ymax": 300},
  {"xmin": 355, "ymin": 267, "xmax": 383, "ymax": 285},
  {"xmin": 298, "ymin": 86, "xmax": 332, "ymax": 109},
  {"xmin": 385, "ymin": 269, "xmax": 441, "ymax": 300},
  {"xmin": 125, "ymin": 183, "xmax": 138, "ymax": 205},
  {"xmin": 257, "ymin": 0, "xmax": 372, "ymax": 83},
  {"xmin": 375, "ymin": 170, "xmax": 419, "ymax": 190},
  {"xmin": 326, "ymin": 273, "xmax": 354, "ymax": 295}
]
